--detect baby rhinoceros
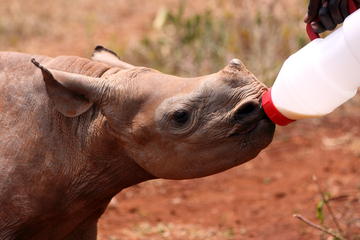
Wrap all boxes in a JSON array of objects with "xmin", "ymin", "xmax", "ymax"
[{"xmin": 0, "ymin": 46, "xmax": 275, "ymax": 240}]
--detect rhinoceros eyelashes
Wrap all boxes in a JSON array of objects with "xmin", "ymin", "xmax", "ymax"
[{"xmin": 172, "ymin": 110, "xmax": 190, "ymax": 125}]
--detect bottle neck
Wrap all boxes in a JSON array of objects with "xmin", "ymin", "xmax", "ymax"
[{"xmin": 261, "ymin": 89, "xmax": 295, "ymax": 126}]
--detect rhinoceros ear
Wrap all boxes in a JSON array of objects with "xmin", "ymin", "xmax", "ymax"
[
  {"xmin": 31, "ymin": 58, "xmax": 100, "ymax": 118},
  {"xmin": 92, "ymin": 45, "xmax": 134, "ymax": 69}
]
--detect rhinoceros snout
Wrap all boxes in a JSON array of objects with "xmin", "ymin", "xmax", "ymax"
[{"xmin": 230, "ymin": 99, "xmax": 273, "ymax": 137}]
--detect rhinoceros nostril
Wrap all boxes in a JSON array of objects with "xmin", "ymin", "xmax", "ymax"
[{"xmin": 234, "ymin": 101, "xmax": 259, "ymax": 121}]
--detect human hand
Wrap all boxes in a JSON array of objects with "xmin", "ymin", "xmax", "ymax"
[{"xmin": 304, "ymin": 0, "xmax": 360, "ymax": 33}]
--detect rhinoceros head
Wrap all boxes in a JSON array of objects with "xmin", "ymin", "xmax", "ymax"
[{"xmin": 32, "ymin": 53, "xmax": 274, "ymax": 180}]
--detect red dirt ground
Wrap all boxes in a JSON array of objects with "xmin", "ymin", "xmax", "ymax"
[
  {"xmin": 98, "ymin": 100, "xmax": 360, "ymax": 240},
  {"xmin": 1, "ymin": 1, "xmax": 358, "ymax": 239}
]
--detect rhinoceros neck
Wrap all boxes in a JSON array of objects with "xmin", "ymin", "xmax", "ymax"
[
  {"xmin": 0, "ymin": 107, "xmax": 154, "ymax": 240},
  {"xmin": 46, "ymin": 106, "xmax": 154, "ymax": 198},
  {"xmin": 73, "ymin": 115, "xmax": 155, "ymax": 195}
]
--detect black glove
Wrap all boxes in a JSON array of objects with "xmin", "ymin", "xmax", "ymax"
[{"xmin": 305, "ymin": 0, "xmax": 360, "ymax": 33}]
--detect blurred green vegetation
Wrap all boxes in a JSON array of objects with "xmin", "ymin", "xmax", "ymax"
[
  {"xmin": 128, "ymin": 3, "xmax": 228, "ymax": 77},
  {"xmin": 0, "ymin": 0, "xmax": 307, "ymax": 85},
  {"xmin": 125, "ymin": 0, "xmax": 307, "ymax": 85}
]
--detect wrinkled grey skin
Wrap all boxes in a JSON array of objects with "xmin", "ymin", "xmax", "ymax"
[{"xmin": 0, "ymin": 47, "xmax": 275, "ymax": 240}]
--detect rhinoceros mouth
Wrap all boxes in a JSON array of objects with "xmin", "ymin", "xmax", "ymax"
[
  {"xmin": 228, "ymin": 114, "xmax": 275, "ymax": 138},
  {"xmin": 228, "ymin": 122, "xmax": 259, "ymax": 137}
]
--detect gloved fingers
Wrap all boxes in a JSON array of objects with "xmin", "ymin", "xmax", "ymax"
[
  {"xmin": 319, "ymin": 2, "xmax": 337, "ymax": 30},
  {"xmin": 311, "ymin": 21, "xmax": 327, "ymax": 33},
  {"xmin": 305, "ymin": 0, "xmax": 358, "ymax": 34},
  {"xmin": 339, "ymin": 0, "xmax": 350, "ymax": 18},
  {"xmin": 329, "ymin": 0, "xmax": 344, "ymax": 23},
  {"xmin": 356, "ymin": 0, "xmax": 360, "ymax": 7},
  {"xmin": 305, "ymin": 0, "xmax": 322, "ymax": 23}
]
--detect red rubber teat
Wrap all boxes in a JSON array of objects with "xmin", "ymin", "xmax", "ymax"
[{"xmin": 261, "ymin": 89, "xmax": 295, "ymax": 126}]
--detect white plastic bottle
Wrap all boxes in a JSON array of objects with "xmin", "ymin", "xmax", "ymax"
[{"xmin": 262, "ymin": 9, "xmax": 360, "ymax": 126}]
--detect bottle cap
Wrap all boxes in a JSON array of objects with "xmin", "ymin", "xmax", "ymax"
[{"xmin": 261, "ymin": 89, "xmax": 295, "ymax": 126}]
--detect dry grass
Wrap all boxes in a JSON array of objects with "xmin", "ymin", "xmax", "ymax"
[
  {"xmin": 127, "ymin": 0, "xmax": 307, "ymax": 85},
  {"xmin": 0, "ymin": 0, "xmax": 306, "ymax": 84},
  {"xmin": 101, "ymin": 222, "xmax": 237, "ymax": 240}
]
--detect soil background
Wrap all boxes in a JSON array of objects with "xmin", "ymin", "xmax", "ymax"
[{"xmin": 1, "ymin": 0, "xmax": 359, "ymax": 239}]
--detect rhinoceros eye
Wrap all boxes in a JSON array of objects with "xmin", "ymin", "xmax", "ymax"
[{"xmin": 172, "ymin": 110, "xmax": 189, "ymax": 125}]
